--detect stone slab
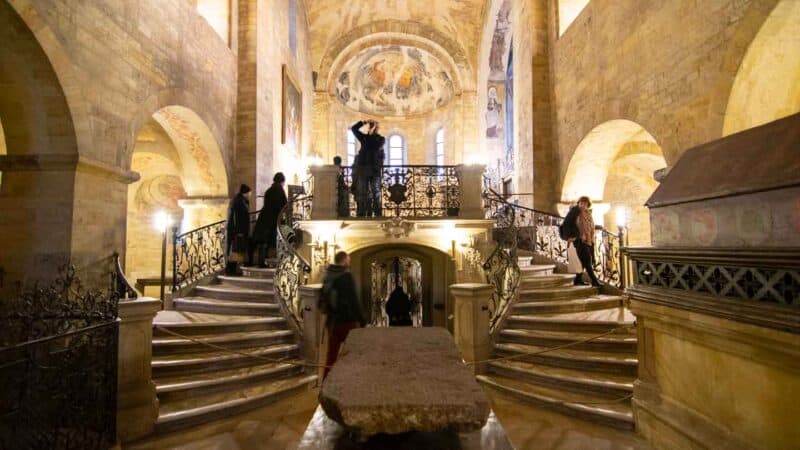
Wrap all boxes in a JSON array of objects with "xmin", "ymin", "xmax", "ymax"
[
  {"xmin": 319, "ymin": 327, "xmax": 491, "ymax": 435},
  {"xmin": 297, "ymin": 405, "xmax": 514, "ymax": 450}
]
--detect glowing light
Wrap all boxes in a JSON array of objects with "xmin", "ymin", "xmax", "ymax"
[
  {"xmin": 616, "ymin": 206, "xmax": 628, "ymax": 228},
  {"xmin": 153, "ymin": 211, "xmax": 172, "ymax": 232}
]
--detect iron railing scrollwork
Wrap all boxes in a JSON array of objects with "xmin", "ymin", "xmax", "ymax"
[
  {"xmin": 338, "ymin": 165, "xmax": 461, "ymax": 218},
  {"xmin": 274, "ymin": 194, "xmax": 313, "ymax": 332},
  {"xmin": 113, "ymin": 251, "xmax": 138, "ymax": 299},
  {"xmin": 172, "ymin": 218, "xmax": 228, "ymax": 292},
  {"xmin": 482, "ymin": 196, "xmax": 521, "ymax": 334},
  {"xmin": 0, "ymin": 264, "xmax": 119, "ymax": 450}
]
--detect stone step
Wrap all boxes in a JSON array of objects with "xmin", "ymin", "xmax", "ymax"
[
  {"xmin": 152, "ymin": 343, "xmax": 299, "ymax": 377},
  {"xmin": 487, "ymin": 359, "xmax": 634, "ymax": 398},
  {"xmin": 173, "ymin": 297, "xmax": 281, "ymax": 316},
  {"xmin": 512, "ymin": 296, "xmax": 623, "ymax": 314},
  {"xmin": 216, "ymin": 275, "xmax": 274, "ymax": 290},
  {"xmin": 493, "ymin": 342, "xmax": 638, "ymax": 376},
  {"xmin": 155, "ymin": 374, "xmax": 317, "ymax": 434},
  {"xmin": 476, "ymin": 374, "xmax": 634, "ymax": 430},
  {"xmin": 498, "ymin": 329, "xmax": 637, "ymax": 353},
  {"xmin": 519, "ymin": 274, "xmax": 575, "ymax": 289},
  {"xmin": 155, "ymin": 362, "xmax": 303, "ymax": 403},
  {"xmin": 153, "ymin": 313, "xmax": 288, "ymax": 336},
  {"xmin": 240, "ymin": 266, "xmax": 277, "ymax": 278},
  {"xmin": 518, "ymin": 285, "xmax": 599, "ymax": 301},
  {"xmin": 193, "ymin": 285, "xmax": 275, "ymax": 302},
  {"xmin": 505, "ymin": 309, "xmax": 635, "ymax": 334},
  {"xmin": 152, "ymin": 330, "xmax": 295, "ymax": 355},
  {"xmin": 519, "ymin": 264, "xmax": 556, "ymax": 276}
]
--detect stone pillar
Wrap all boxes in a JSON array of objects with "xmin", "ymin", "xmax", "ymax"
[
  {"xmin": 458, "ymin": 164, "xmax": 486, "ymax": 219},
  {"xmin": 450, "ymin": 283, "xmax": 493, "ymax": 374},
  {"xmin": 309, "ymin": 165, "xmax": 339, "ymax": 220},
  {"xmin": 300, "ymin": 284, "xmax": 324, "ymax": 383},
  {"xmin": 117, "ymin": 298, "xmax": 161, "ymax": 443}
]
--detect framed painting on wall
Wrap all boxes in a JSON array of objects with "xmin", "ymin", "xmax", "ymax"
[{"xmin": 282, "ymin": 65, "xmax": 302, "ymax": 157}]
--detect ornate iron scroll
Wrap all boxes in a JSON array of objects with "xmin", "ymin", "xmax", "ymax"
[
  {"xmin": 338, "ymin": 165, "xmax": 461, "ymax": 218},
  {"xmin": 274, "ymin": 194, "xmax": 312, "ymax": 332},
  {"xmin": 113, "ymin": 251, "xmax": 138, "ymax": 299},
  {"xmin": 173, "ymin": 219, "xmax": 228, "ymax": 291},
  {"xmin": 482, "ymin": 197, "xmax": 521, "ymax": 334},
  {"xmin": 1, "ymin": 264, "xmax": 119, "ymax": 450}
]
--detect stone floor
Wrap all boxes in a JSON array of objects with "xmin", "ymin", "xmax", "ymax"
[{"xmin": 125, "ymin": 388, "xmax": 650, "ymax": 450}]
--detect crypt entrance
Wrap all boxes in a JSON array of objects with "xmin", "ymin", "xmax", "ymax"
[{"xmin": 349, "ymin": 244, "xmax": 455, "ymax": 330}]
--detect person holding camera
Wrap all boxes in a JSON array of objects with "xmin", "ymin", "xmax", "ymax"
[{"xmin": 350, "ymin": 119, "xmax": 385, "ymax": 217}]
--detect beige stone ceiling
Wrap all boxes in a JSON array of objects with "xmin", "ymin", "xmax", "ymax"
[{"xmin": 307, "ymin": 0, "xmax": 487, "ymax": 80}]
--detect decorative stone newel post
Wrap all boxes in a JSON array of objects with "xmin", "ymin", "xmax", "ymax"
[
  {"xmin": 309, "ymin": 165, "xmax": 340, "ymax": 220},
  {"xmin": 300, "ymin": 284, "xmax": 324, "ymax": 382},
  {"xmin": 117, "ymin": 298, "xmax": 161, "ymax": 443},
  {"xmin": 458, "ymin": 164, "xmax": 486, "ymax": 219},
  {"xmin": 450, "ymin": 283, "xmax": 493, "ymax": 374}
]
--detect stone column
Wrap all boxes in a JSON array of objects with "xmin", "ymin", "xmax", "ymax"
[
  {"xmin": 300, "ymin": 284, "xmax": 324, "ymax": 383},
  {"xmin": 309, "ymin": 165, "xmax": 339, "ymax": 220},
  {"xmin": 458, "ymin": 164, "xmax": 486, "ymax": 219},
  {"xmin": 117, "ymin": 298, "xmax": 161, "ymax": 443},
  {"xmin": 450, "ymin": 283, "xmax": 493, "ymax": 374}
]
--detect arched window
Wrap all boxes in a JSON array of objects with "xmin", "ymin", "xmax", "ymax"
[
  {"xmin": 385, "ymin": 134, "xmax": 405, "ymax": 166},
  {"xmin": 435, "ymin": 128, "xmax": 445, "ymax": 166},
  {"xmin": 346, "ymin": 129, "xmax": 357, "ymax": 165}
]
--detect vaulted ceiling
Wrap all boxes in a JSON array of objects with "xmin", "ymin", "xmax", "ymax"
[{"xmin": 306, "ymin": 0, "xmax": 488, "ymax": 88}]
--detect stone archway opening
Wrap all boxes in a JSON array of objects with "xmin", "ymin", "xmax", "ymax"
[
  {"xmin": 370, "ymin": 256, "xmax": 423, "ymax": 327},
  {"xmin": 125, "ymin": 106, "xmax": 229, "ymax": 290},
  {"xmin": 723, "ymin": 0, "xmax": 800, "ymax": 136},
  {"xmin": 562, "ymin": 120, "xmax": 667, "ymax": 246}
]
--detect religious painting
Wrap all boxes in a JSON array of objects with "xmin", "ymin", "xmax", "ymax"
[
  {"xmin": 282, "ymin": 65, "xmax": 302, "ymax": 157},
  {"xmin": 334, "ymin": 45, "xmax": 455, "ymax": 116},
  {"xmin": 486, "ymin": 83, "xmax": 505, "ymax": 139}
]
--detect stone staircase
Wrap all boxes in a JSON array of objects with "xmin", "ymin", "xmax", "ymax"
[
  {"xmin": 151, "ymin": 266, "xmax": 317, "ymax": 434},
  {"xmin": 477, "ymin": 255, "xmax": 638, "ymax": 430}
]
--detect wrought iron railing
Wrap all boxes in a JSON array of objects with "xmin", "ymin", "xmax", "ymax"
[
  {"xmin": 338, "ymin": 165, "xmax": 461, "ymax": 218},
  {"xmin": 172, "ymin": 218, "xmax": 228, "ymax": 292},
  {"xmin": 113, "ymin": 251, "xmax": 138, "ymax": 299},
  {"xmin": 274, "ymin": 194, "xmax": 313, "ymax": 332},
  {"xmin": 484, "ymin": 190, "xmax": 624, "ymax": 287},
  {"xmin": 0, "ymin": 264, "xmax": 119, "ymax": 450},
  {"xmin": 482, "ymin": 200, "xmax": 521, "ymax": 334}
]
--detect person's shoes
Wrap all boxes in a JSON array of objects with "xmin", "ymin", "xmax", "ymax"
[
  {"xmin": 592, "ymin": 281, "xmax": 602, "ymax": 288},
  {"xmin": 574, "ymin": 278, "xmax": 588, "ymax": 286}
]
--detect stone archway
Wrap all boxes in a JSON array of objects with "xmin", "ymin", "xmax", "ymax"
[
  {"xmin": 723, "ymin": 0, "xmax": 800, "ymax": 136},
  {"xmin": 125, "ymin": 106, "xmax": 230, "ymax": 287},
  {"xmin": 561, "ymin": 120, "xmax": 667, "ymax": 245}
]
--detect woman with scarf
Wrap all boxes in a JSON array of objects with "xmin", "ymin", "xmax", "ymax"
[{"xmin": 562, "ymin": 196, "xmax": 602, "ymax": 287}]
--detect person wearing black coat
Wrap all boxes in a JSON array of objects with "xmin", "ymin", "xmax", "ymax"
[
  {"xmin": 562, "ymin": 196, "xmax": 601, "ymax": 287},
  {"xmin": 321, "ymin": 251, "xmax": 367, "ymax": 379},
  {"xmin": 226, "ymin": 184, "xmax": 252, "ymax": 275},
  {"xmin": 252, "ymin": 173, "xmax": 287, "ymax": 267},
  {"xmin": 351, "ymin": 120, "xmax": 385, "ymax": 217},
  {"xmin": 386, "ymin": 285, "xmax": 413, "ymax": 326}
]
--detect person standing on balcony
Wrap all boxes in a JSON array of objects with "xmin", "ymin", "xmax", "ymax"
[
  {"xmin": 226, "ymin": 184, "xmax": 252, "ymax": 275},
  {"xmin": 351, "ymin": 119, "xmax": 385, "ymax": 217},
  {"xmin": 562, "ymin": 196, "xmax": 602, "ymax": 287},
  {"xmin": 320, "ymin": 251, "xmax": 367, "ymax": 379},
  {"xmin": 252, "ymin": 173, "xmax": 287, "ymax": 267},
  {"xmin": 333, "ymin": 156, "xmax": 351, "ymax": 217}
]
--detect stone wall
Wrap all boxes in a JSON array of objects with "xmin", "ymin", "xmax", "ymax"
[
  {"xmin": 0, "ymin": 0, "xmax": 237, "ymax": 289},
  {"xmin": 548, "ymin": 0, "xmax": 782, "ymax": 209}
]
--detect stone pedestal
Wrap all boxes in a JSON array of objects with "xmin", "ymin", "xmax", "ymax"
[
  {"xmin": 309, "ymin": 165, "xmax": 340, "ymax": 220},
  {"xmin": 457, "ymin": 164, "xmax": 486, "ymax": 219},
  {"xmin": 450, "ymin": 283, "xmax": 492, "ymax": 374},
  {"xmin": 300, "ymin": 284, "xmax": 323, "ymax": 382},
  {"xmin": 117, "ymin": 298, "xmax": 161, "ymax": 443}
]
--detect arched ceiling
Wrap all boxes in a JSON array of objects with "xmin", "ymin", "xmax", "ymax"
[{"xmin": 307, "ymin": 0, "xmax": 487, "ymax": 83}]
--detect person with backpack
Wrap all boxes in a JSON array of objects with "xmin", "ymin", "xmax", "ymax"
[
  {"xmin": 560, "ymin": 196, "xmax": 602, "ymax": 287},
  {"xmin": 320, "ymin": 250, "xmax": 367, "ymax": 379}
]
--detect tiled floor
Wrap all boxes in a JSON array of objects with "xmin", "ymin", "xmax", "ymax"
[{"xmin": 125, "ymin": 388, "xmax": 650, "ymax": 450}]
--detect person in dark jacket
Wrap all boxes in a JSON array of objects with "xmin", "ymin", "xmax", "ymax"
[
  {"xmin": 386, "ymin": 285, "xmax": 413, "ymax": 326},
  {"xmin": 351, "ymin": 120, "xmax": 385, "ymax": 217},
  {"xmin": 252, "ymin": 173, "xmax": 287, "ymax": 267},
  {"xmin": 321, "ymin": 251, "xmax": 367, "ymax": 379},
  {"xmin": 226, "ymin": 184, "xmax": 252, "ymax": 275},
  {"xmin": 333, "ymin": 156, "xmax": 351, "ymax": 218},
  {"xmin": 562, "ymin": 196, "xmax": 601, "ymax": 287}
]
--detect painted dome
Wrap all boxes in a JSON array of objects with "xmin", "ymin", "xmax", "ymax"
[{"xmin": 335, "ymin": 45, "xmax": 455, "ymax": 116}]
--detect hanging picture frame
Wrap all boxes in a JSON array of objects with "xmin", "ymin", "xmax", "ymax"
[{"xmin": 281, "ymin": 64, "xmax": 302, "ymax": 157}]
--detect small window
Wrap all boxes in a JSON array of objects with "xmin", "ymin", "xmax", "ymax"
[
  {"xmin": 435, "ymin": 128, "xmax": 445, "ymax": 166},
  {"xmin": 386, "ymin": 134, "xmax": 405, "ymax": 166},
  {"xmin": 346, "ymin": 130, "xmax": 357, "ymax": 166}
]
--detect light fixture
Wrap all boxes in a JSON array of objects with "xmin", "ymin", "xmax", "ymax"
[
  {"xmin": 153, "ymin": 210, "xmax": 172, "ymax": 232},
  {"xmin": 616, "ymin": 206, "xmax": 628, "ymax": 229}
]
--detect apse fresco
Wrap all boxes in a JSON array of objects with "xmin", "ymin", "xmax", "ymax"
[{"xmin": 335, "ymin": 45, "xmax": 455, "ymax": 116}]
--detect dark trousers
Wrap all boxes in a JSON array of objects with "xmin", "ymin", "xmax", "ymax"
[
  {"xmin": 355, "ymin": 175, "xmax": 381, "ymax": 217},
  {"xmin": 323, "ymin": 321, "xmax": 360, "ymax": 379},
  {"xmin": 575, "ymin": 239, "xmax": 600, "ymax": 285}
]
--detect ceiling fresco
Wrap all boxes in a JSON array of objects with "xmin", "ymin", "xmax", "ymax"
[{"xmin": 335, "ymin": 45, "xmax": 456, "ymax": 116}]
